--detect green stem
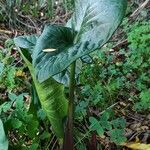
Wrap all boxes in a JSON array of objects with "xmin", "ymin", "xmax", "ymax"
[{"xmin": 63, "ymin": 61, "xmax": 76, "ymax": 150}]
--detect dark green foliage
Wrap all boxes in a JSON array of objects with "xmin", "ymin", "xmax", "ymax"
[
  {"xmin": 126, "ymin": 21, "xmax": 150, "ymax": 111},
  {"xmin": 110, "ymin": 129, "xmax": 126, "ymax": 144},
  {"xmin": 0, "ymin": 40, "xmax": 24, "ymax": 91},
  {"xmin": 0, "ymin": 66, "xmax": 16, "ymax": 90},
  {"xmin": 73, "ymin": 21, "xmax": 150, "ymax": 147},
  {"xmin": 0, "ymin": 93, "xmax": 39, "ymax": 148},
  {"xmin": 134, "ymin": 90, "xmax": 150, "ymax": 111},
  {"xmin": 80, "ymin": 21, "xmax": 150, "ymax": 112},
  {"xmin": 89, "ymin": 117, "xmax": 104, "ymax": 136}
]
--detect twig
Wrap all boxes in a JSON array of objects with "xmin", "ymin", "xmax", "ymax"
[
  {"xmin": 0, "ymin": 29, "xmax": 12, "ymax": 34},
  {"xmin": 130, "ymin": 0, "xmax": 150, "ymax": 17},
  {"xmin": 46, "ymin": 134, "xmax": 56, "ymax": 150},
  {"xmin": 128, "ymin": 132, "xmax": 141, "ymax": 141},
  {"xmin": 16, "ymin": 19, "xmax": 38, "ymax": 30},
  {"xmin": 112, "ymin": 39, "xmax": 128, "ymax": 51},
  {"xmin": 18, "ymin": 14, "xmax": 39, "ymax": 33},
  {"xmin": 98, "ymin": 102, "xmax": 119, "ymax": 116}
]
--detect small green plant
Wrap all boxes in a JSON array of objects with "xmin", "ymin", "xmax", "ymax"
[
  {"xmin": 134, "ymin": 91, "xmax": 150, "ymax": 111},
  {"xmin": 0, "ymin": 93, "xmax": 40, "ymax": 148},
  {"xmin": 13, "ymin": 0, "xmax": 127, "ymax": 149},
  {"xmin": 0, "ymin": 41, "xmax": 24, "ymax": 92},
  {"xmin": 89, "ymin": 112, "xmax": 126, "ymax": 144}
]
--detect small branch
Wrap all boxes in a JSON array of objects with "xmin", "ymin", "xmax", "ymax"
[
  {"xmin": 130, "ymin": 0, "xmax": 150, "ymax": 17},
  {"xmin": 112, "ymin": 39, "xmax": 128, "ymax": 51},
  {"xmin": 98, "ymin": 102, "xmax": 119, "ymax": 116},
  {"xmin": 16, "ymin": 19, "xmax": 38, "ymax": 30},
  {"xmin": 18, "ymin": 14, "xmax": 39, "ymax": 33},
  {"xmin": 0, "ymin": 29, "xmax": 12, "ymax": 34}
]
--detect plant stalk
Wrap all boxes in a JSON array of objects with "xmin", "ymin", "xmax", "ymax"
[{"xmin": 63, "ymin": 61, "xmax": 76, "ymax": 150}]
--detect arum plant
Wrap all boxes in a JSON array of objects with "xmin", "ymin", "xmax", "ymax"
[{"xmin": 14, "ymin": 0, "xmax": 127, "ymax": 149}]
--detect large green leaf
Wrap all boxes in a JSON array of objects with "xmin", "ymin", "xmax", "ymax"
[
  {"xmin": 14, "ymin": 35, "xmax": 81, "ymax": 86},
  {"xmin": 33, "ymin": 25, "xmax": 75, "ymax": 82},
  {"xmin": 33, "ymin": 0, "xmax": 127, "ymax": 82},
  {"xmin": 31, "ymin": 72, "xmax": 68, "ymax": 138},
  {"xmin": 0, "ymin": 119, "xmax": 8, "ymax": 150},
  {"xmin": 15, "ymin": 48, "xmax": 68, "ymax": 138}
]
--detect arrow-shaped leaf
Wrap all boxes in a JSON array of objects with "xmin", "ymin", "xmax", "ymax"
[{"xmin": 33, "ymin": 0, "xmax": 127, "ymax": 82}]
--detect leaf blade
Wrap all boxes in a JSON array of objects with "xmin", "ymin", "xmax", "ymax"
[
  {"xmin": 15, "ymin": 48, "xmax": 68, "ymax": 138},
  {"xmin": 33, "ymin": 0, "xmax": 127, "ymax": 82},
  {"xmin": 0, "ymin": 119, "xmax": 8, "ymax": 150}
]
